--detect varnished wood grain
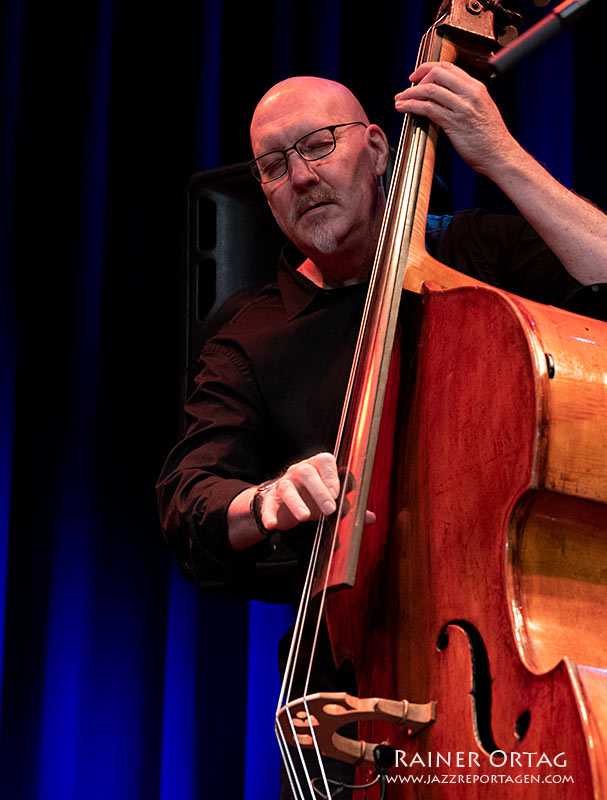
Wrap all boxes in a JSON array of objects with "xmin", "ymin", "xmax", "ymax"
[{"xmin": 327, "ymin": 286, "xmax": 607, "ymax": 798}]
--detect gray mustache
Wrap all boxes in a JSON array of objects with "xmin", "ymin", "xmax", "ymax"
[{"xmin": 292, "ymin": 192, "xmax": 340, "ymax": 220}]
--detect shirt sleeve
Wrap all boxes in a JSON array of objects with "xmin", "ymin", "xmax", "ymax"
[
  {"xmin": 431, "ymin": 209, "xmax": 583, "ymax": 306},
  {"xmin": 156, "ymin": 338, "xmax": 282, "ymax": 594}
]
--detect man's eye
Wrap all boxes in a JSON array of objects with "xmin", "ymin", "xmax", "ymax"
[
  {"xmin": 300, "ymin": 134, "xmax": 333, "ymax": 158},
  {"xmin": 302, "ymin": 142, "xmax": 327, "ymax": 155},
  {"xmin": 261, "ymin": 156, "xmax": 284, "ymax": 177}
]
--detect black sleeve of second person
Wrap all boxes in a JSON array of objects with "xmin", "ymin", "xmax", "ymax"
[{"xmin": 432, "ymin": 210, "xmax": 582, "ymax": 305}]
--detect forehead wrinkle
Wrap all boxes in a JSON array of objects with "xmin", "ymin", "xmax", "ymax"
[
  {"xmin": 253, "ymin": 113, "xmax": 322, "ymax": 154},
  {"xmin": 250, "ymin": 77, "xmax": 369, "ymax": 156}
]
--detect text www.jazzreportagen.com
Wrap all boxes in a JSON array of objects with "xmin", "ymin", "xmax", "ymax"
[{"xmin": 387, "ymin": 774, "xmax": 575, "ymax": 785}]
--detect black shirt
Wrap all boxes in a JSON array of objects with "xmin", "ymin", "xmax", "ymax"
[{"xmin": 157, "ymin": 210, "xmax": 595, "ymax": 602}]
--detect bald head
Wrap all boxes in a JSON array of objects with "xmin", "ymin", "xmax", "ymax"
[
  {"xmin": 249, "ymin": 75, "xmax": 389, "ymax": 286},
  {"xmin": 251, "ymin": 77, "xmax": 369, "ymax": 156}
]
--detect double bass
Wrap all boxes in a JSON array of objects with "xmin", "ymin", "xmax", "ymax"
[{"xmin": 276, "ymin": 1, "xmax": 607, "ymax": 797}]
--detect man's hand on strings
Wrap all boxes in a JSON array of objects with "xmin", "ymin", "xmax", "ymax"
[
  {"xmin": 260, "ymin": 452, "xmax": 377, "ymax": 532},
  {"xmin": 394, "ymin": 61, "xmax": 515, "ymax": 178},
  {"xmin": 228, "ymin": 454, "xmax": 377, "ymax": 550},
  {"xmin": 260, "ymin": 453, "xmax": 378, "ymax": 531},
  {"xmin": 261, "ymin": 452, "xmax": 339, "ymax": 531}
]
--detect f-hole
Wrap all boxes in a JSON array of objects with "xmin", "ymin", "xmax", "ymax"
[{"xmin": 437, "ymin": 620, "xmax": 530, "ymax": 755}]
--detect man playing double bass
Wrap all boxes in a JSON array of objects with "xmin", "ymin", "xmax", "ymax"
[{"xmin": 157, "ymin": 66, "xmax": 607, "ymax": 795}]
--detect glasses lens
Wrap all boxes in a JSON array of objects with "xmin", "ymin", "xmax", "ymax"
[
  {"xmin": 254, "ymin": 152, "xmax": 286, "ymax": 183},
  {"xmin": 297, "ymin": 128, "xmax": 336, "ymax": 161},
  {"xmin": 251, "ymin": 125, "xmax": 350, "ymax": 183}
]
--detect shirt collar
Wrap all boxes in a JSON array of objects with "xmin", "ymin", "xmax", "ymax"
[
  {"xmin": 277, "ymin": 243, "xmax": 322, "ymax": 320},
  {"xmin": 277, "ymin": 242, "xmax": 370, "ymax": 320}
]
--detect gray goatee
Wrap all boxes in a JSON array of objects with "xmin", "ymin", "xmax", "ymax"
[{"xmin": 293, "ymin": 190, "xmax": 340, "ymax": 254}]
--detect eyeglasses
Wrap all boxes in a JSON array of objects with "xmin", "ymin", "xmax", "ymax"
[{"xmin": 249, "ymin": 122, "xmax": 367, "ymax": 184}]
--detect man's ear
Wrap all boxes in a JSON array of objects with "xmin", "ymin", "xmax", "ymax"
[{"xmin": 366, "ymin": 124, "xmax": 390, "ymax": 176}]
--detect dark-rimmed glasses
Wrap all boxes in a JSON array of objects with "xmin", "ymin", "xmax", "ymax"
[{"xmin": 249, "ymin": 122, "xmax": 367, "ymax": 184}]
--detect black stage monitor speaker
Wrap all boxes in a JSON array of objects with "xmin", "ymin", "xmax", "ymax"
[{"xmin": 184, "ymin": 162, "xmax": 287, "ymax": 401}]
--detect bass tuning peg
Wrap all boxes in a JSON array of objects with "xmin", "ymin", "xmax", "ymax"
[
  {"xmin": 476, "ymin": 1, "xmax": 524, "ymax": 30},
  {"xmin": 498, "ymin": 24, "xmax": 519, "ymax": 44}
]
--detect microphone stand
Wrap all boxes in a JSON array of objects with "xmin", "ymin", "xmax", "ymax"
[{"xmin": 489, "ymin": 0, "xmax": 594, "ymax": 76}]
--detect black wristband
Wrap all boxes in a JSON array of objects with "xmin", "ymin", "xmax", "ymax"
[{"xmin": 250, "ymin": 480, "xmax": 277, "ymax": 536}]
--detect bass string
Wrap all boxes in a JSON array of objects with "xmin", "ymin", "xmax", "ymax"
[
  {"xmin": 275, "ymin": 516, "xmax": 333, "ymax": 798},
  {"xmin": 274, "ymin": 20, "xmax": 443, "ymax": 799}
]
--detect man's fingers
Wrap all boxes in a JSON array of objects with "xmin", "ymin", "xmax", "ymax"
[
  {"xmin": 293, "ymin": 463, "xmax": 336, "ymax": 514},
  {"xmin": 408, "ymin": 60, "xmax": 441, "ymax": 83},
  {"xmin": 259, "ymin": 452, "xmax": 342, "ymax": 531},
  {"xmin": 285, "ymin": 454, "xmax": 339, "ymax": 514},
  {"xmin": 261, "ymin": 489, "xmax": 280, "ymax": 530},
  {"xmin": 408, "ymin": 61, "xmax": 467, "ymax": 90},
  {"xmin": 396, "ymin": 62, "xmax": 482, "ymax": 119},
  {"xmin": 396, "ymin": 83, "xmax": 461, "ymax": 114},
  {"xmin": 260, "ymin": 452, "xmax": 377, "ymax": 533},
  {"xmin": 275, "ymin": 477, "xmax": 313, "ymax": 522},
  {"xmin": 309, "ymin": 452, "xmax": 340, "ymax": 503}
]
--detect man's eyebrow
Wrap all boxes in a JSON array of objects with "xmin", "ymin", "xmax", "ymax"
[
  {"xmin": 256, "ymin": 142, "xmax": 285, "ymax": 155},
  {"xmin": 255, "ymin": 123, "xmax": 325, "ymax": 154},
  {"xmin": 253, "ymin": 137, "xmax": 284, "ymax": 157}
]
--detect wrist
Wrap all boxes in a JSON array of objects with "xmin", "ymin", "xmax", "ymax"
[
  {"xmin": 481, "ymin": 137, "xmax": 529, "ymax": 185},
  {"xmin": 227, "ymin": 486, "xmax": 265, "ymax": 551},
  {"xmin": 250, "ymin": 480, "xmax": 277, "ymax": 536}
]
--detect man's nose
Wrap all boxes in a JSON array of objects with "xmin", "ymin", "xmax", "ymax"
[{"xmin": 286, "ymin": 152, "xmax": 320, "ymax": 189}]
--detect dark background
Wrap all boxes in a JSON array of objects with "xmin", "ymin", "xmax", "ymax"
[{"xmin": 1, "ymin": 1, "xmax": 605, "ymax": 798}]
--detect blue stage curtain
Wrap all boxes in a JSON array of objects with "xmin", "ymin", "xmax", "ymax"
[{"xmin": 1, "ymin": 1, "xmax": 605, "ymax": 798}]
